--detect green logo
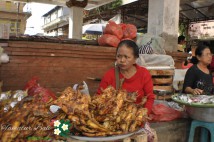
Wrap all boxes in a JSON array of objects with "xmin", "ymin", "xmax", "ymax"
[{"xmin": 54, "ymin": 119, "xmax": 72, "ymax": 137}]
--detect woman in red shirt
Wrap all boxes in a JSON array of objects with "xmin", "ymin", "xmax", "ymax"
[{"xmin": 97, "ymin": 40, "xmax": 155, "ymax": 114}]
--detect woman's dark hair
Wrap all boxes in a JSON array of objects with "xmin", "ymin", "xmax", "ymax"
[
  {"xmin": 116, "ymin": 40, "xmax": 139, "ymax": 58},
  {"xmin": 192, "ymin": 44, "xmax": 210, "ymax": 64}
]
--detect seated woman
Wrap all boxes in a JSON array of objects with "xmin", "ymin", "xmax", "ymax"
[
  {"xmin": 96, "ymin": 40, "xmax": 155, "ymax": 114},
  {"xmin": 183, "ymin": 44, "xmax": 213, "ymax": 95}
]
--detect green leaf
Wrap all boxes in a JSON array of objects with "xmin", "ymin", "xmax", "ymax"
[{"xmin": 60, "ymin": 132, "xmax": 68, "ymax": 138}]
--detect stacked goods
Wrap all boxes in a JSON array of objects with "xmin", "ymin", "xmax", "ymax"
[
  {"xmin": 120, "ymin": 23, "xmax": 137, "ymax": 39},
  {"xmin": 98, "ymin": 21, "xmax": 137, "ymax": 47},
  {"xmin": 0, "ymin": 85, "xmax": 148, "ymax": 141},
  {"xmin": 0, "ymin": 95, "xmax": 66, "ymax": 142},
  {"xmin": 53, "ymin": 86, "xmax": 148, "ymax": 137}
]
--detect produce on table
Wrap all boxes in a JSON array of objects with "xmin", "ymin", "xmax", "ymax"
[
  {"xmin": 53, "ymin": 86, "xmax": 148, "ymax": 137},
  {"xmin": 174, "ymin": 94, "xmax": 214, "ymax": 104},
  {"xmin": 0, "ymin": 95, "xmax": 66, "ymax": 142},
  {"xmin": 0, "ymin": 85, "xmax": 148, "ymax": 141}
]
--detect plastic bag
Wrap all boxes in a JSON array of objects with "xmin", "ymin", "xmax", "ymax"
[
  {"xmin": 137, "ymin": 33, "xmax": 166, "ymax": 54},
  {"xmin": 98, "ymin": 34, "xmax": 120, "ymax": 47},
  {"xmin": 136, "ymin": 54, "xmax": 175, "ymax": 67},
  {"xmin": 24, "ymin": 77, "xmax": 57, "ymax": 103},
  {"xmin": 104, "ymin": 21, "xmax": 123, "ymax": 39},
  {"xmin": 150, "ymin": 104, "xmax": 182, "ymax": 122},
  {"xmin": 73, "ymin": 81, "xmax": 90, "ymax": 95},
  {"xmin": 122, "ymin": 24, "xmax": 137, "ymax": 39}
]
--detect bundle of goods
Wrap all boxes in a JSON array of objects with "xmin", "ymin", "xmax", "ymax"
[
  {"xmin": 0, "ymin": 84, "xmax": 148, "ymax": 141},
  {"xmin": 53, "ymin": 86, "xmax": 148, "ymax": 137},
  {"xmin": 0, "ymin": 78, "xmax": 60, "ymax": 142},
  {"xmin": 0, "ymin": 93, "xmax": 66, "ymax": 142},
  {"xmin": 173, "ymin": 94, "xmax": 214, "ymax": 105},
  {"xmin": 98, "ymin": 21, "xmax": 137, "ymax": 47},
  {"xmin": 0, "ymin": 90, "xmax": 27, "ymax": 113},
  {"xmin": 172, "ymin": 94, "xmax": 214, "ymax": 122}
]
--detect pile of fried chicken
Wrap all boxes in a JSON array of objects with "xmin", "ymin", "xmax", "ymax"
[
  {"xmin": 53, "ymin": 86, "xmax": 148, "ymax": 137},
  {"xmin": 0, "ymin": 95, "xmax": 67, "ymax": 142},
  {"xmin": 0, "ymin": 86, "xmax": 148, "ymax": 141}
]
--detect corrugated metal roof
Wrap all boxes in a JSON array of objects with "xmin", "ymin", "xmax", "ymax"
[{"xmin": 180, "ymin": 0, "xmax": 214, "ymax": 22}]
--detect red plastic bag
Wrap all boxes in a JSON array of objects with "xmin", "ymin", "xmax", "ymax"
[
  {"xmin": 98, "ymin": 34, "xmax": 120, "ymax": 47},
  {"xmin": 24, "ymin": 76, "xmax": 39, "ymax": 92},
  {"xmin": 33, "ymin": 86, "xmax": 57, "ymax": 103},
  {"xmin": 149, "ymin": 104, "xmax": 182, "ymax": 122},
  {"xmin": 104, "ymin": 21, "xmax": 123, "ymax": 39},
  {"xmin": 122, "ymin": 24, "xmax": 137, "ymax": 39},
  {"xmin": 24, "ymin": 77, "xmax": 57, "ymax": 102}
]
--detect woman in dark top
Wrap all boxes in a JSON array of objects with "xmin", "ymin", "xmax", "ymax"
[{"xmin": 183, "ymin": 45, "xmax": 213, "ymax": 95}]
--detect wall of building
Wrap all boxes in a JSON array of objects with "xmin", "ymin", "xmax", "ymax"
[
  {"xmin": 43, "ymin": 6, "xmax": 70, "ymax": 36},
  {"xmin": 0, "ymin": 1, "xmax": 30, "ymax": 36},
  {"xmin": 62, "ymin": 7, "xmax": 70, "ymax": 16},
  {"xmin": 1, "ymin": 40, "xmax": 116, "ymax": 95}
]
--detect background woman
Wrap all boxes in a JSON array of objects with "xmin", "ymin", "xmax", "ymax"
[
  {"xmin": 97, "ymin": 40, "xmax": 155, "ymax": 114},
  {"xmin": 183, "ymin": 44, "xmax": 213, "ymax": 95}
]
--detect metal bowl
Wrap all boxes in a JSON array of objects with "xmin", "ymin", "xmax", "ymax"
[
  {"xmin": 186, "ymin": 106, "xmax": 214, "ymax": 122},
  {"xmin": 171, "ymin": 94, "xmax": 214, "ymax": 122}
]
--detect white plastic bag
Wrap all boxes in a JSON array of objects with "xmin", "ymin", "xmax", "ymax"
[
  {"xmin": 136, "ymin": 54, "xmax": 175, "ymax": 67},
  {"xmin": 73, "ymin": 81, "xmax": 90, "ymax": 95},
  {"xmin": 136, "ymin": 33, "xmax": 166, "ymax": 54}
]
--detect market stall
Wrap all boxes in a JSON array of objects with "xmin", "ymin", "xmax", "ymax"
[{"xmin": 0, "ymin": 37, "xmax": 191, "ymax": 142}]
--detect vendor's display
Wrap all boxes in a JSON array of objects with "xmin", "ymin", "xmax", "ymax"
[
  {"xmin": 0, "ymin": 90, "xmax": 27, "ymax": 112},
  {"xmin": 0, "ymin": 84, "xmax": 148, "ymax": 141},
  {"xmin": 98, "ymin": 21, "xmax": 137, "ymax": 47},
  {"xmin": 0, "ymin": 94, "xmax": 64, "ymax": 142},
  {"xmin": 53, "ymin": 86, "xmax": 148, "ymax": 137},
  {"xmin": 172, "ymin": 94, "xmax": 214, "ymax": 105},
  {"xmin": 172, "ymin": 94, "xmax": 214, "ymax": 122}
]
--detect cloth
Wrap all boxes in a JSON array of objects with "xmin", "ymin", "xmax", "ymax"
[
  {"xmin": 96, "ymin": 64, "xmax": 155, "ymax": 114},
  {"xmin": 173, "ymin": 69, "xmax": 188, "ymax": 91},
  {"xmin": 183, "ymin": 65, "xmax": 213, "ymax": 94},
  {"xmin": 136, "ymin": 54, "xmax": 174, "ymax": 67}
]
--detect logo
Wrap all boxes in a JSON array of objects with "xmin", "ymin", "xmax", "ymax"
[{"xmin": 54, "ymin": 120, "xmax": 71, "ymax": 137}]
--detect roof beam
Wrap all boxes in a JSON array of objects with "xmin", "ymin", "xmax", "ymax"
[{"xmin": 185, "ymin": 3, "xmax": 208, "ymax": 18}]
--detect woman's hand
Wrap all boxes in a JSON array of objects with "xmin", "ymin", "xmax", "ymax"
[
  {"xmin": 192, "ymin": 88, "xmax": 203, "ymax": 95},
  {"xmin": 185, "ymin": 87, "xmax": 203, "ymax": 95}
]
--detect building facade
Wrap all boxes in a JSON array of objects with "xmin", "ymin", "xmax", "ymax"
[
  {"xmin": 0, "ymin": 1, "xmax": 31, "ymax": 36},
  {"xmin": 42, "ymin": 6, "xmax": 70, "ymax": 37}
]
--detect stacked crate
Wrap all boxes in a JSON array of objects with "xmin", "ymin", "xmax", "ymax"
[{"xmin": 147, "ymin": 67, "xmax": 175, "ymax": 100}]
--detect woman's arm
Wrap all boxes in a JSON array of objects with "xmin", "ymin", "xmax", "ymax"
[
  {"xmin": 143, "ymin": 71, "xmax": 155, "ymax": 114},
  {"xmin": 185, "ymin": 87, "xmax": 203, "ymax": 95}
]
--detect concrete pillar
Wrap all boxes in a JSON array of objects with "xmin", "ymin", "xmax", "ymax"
[
  {"xmin": 68, "ymin": 6, "xmax": 83, "ymax": 39},
  {"xmin": 148, "ymin": 0, "xmax": 180, "ymax": 52}
]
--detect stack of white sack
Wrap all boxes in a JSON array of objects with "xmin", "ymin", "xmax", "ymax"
[{"xmin": 136, "ymin": 33, "xmax": 174, "ymax": 68}]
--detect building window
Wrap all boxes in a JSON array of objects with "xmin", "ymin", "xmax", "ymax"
[
  {"xmin": 46, "ymin": 15, "xmax": 51, "ymax": 23},
  {"xmin": 10, "ymin": 20, "xmax": 21, "ymax": 34}
]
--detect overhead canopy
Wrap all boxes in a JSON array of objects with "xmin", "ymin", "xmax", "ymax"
[
  {"xmin": 180, "ymin": 0, "xmax": 214, "ymax": 22},
  {"xmin": 84, "ymin": 0, "xmax": 214, "ymax": 29},
  {"xmin": 2, "ymin": 0, "xmax": 116, "ymax": 10}
]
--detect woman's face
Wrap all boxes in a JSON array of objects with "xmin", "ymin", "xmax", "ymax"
[
  {"xmin": 197, "ymin": 48, "xmax": 212, "ymax": 65},
  {"xmin": 116, "ymin": 45, "xmax": 136, "ymax": 70}
]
